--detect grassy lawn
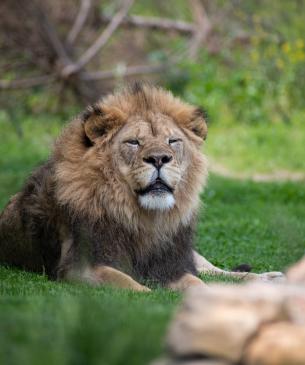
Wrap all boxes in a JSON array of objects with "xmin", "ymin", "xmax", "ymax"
[
  {"xmin": 206, "ymin": 120, "xmax": 305, "ymax": 174},
  {"xmin": 0, "ymin": 114, "xmax": 304, "ymax": 365}
]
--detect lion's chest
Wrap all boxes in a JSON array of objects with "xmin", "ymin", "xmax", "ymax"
[{"xmin": 74, "ymin": 218, "xmax": 173, "ymax": 272}]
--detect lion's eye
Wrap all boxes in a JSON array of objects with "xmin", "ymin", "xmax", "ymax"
[
  {"xmin": 169, "ymin": 138, "xmax": 182, "ymax": 145},
  {"xmin": 125, "ymin": 139, "xmax": 140, "ymax": 146}
]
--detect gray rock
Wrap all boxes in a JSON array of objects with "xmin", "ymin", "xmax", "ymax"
[
  {"xmin": 244, "ymin": 322, "xmax": 305, "ymax": 365},
  {"xmin": 167, "ymin": 284, "xmax": 288, "ymax": 362},
  {"xmin": 287, "ymin": 256, "xmax": 305, "ymax": 284}
]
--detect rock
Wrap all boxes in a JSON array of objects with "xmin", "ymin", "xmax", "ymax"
[
  {"xmin": 244, "ymin": 322, "xmax": 305, "ymax": 365},
  {"xmin": 287, "ymin": 256, "xmax": 305, "ymax": 284},
  {"xmin": 151, "ymin": 359, "xmax": 229, "ymax": 365},
  {"xmin": 167, "ymin": 284, "xmax": 286, "ymax": 363},
  {"xmin": 285, "ymin": 292, "xmax": 305, "ymax": 325},
  {"xmin": 160, "ymin": 281, "xmax": 305, "ymax": 365}
]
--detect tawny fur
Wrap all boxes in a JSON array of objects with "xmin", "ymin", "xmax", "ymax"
[
  {"xmin": 0, "ymin": 84, "xmax": 208, "ymax": 289},
  {"xmin": 54, "ymin": 85, "xmax": 207, "ymax": 231}
]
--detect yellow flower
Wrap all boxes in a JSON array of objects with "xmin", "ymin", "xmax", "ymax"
[
  {"xmin": 294, "ymin": 51, "xmax": 305, "ymax": 62},
  {"xmin": 296, "ymin": 39, "xmax": 304, "ymax": 49},
  {"xmin": 281, "ymin": 42, "xmax": 290, "ymax": 54},
  {"xmin": 299, "ymin": 53, "xmax": 305, "ymax": 61}
]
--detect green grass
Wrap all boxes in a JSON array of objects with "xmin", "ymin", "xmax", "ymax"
[
  {"xmin": 0, "ymin": 268, "xmax": 179, "ymax": 365},
  {"xmin": 197, "ymin": 175, "xmax": 305, "ymax": 273},
  {"xmin": 0, "ymin": 114, "xmax": 305, "ymax": 365},
  {"xmin": 0, "ymin": 114, "xmax": 62, "ymax": 208},
  {"xmin": 206, "ymin": 120, "xmax": 305, "ymax": 174}
]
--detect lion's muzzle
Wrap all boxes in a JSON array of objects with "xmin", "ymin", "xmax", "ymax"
[{"xmin": 143, "ymin": 153, "xmax": 173, "ymax": 169}]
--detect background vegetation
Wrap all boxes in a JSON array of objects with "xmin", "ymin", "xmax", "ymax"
[{"xmin": 0, "ymin": 1, "xmax": 304, "ymax": 364}]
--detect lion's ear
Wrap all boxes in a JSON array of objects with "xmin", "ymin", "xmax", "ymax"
[
  {"xmin": 82, "ymin": 104, "xmax": 125, "ymax": 143},
  {"xmin": 83, "ymin": 104, "xmax": 107, "ymax": 142},
  {"xmin": 188, "ymin": 107, "xmax": 208, "ymax": 140}
]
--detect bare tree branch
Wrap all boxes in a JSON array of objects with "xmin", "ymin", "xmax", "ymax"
[
  {"xmin": 0, "ymin": 1, "xmax": 218, "ymax": 100},
  {"xmin": 100, "ymin": 13, "xmax": 195, "ymax": 35},
  {"xmin": 33, "ymin": 2, "xmax": 72, "ymax": 66},
  {"xmin": 188, "ymin": 0, "xmax": 212, "ymax": 60},
  {"xmin": 62, "ymin": 0, "xmax": 134, "ymax": 77},
  {"xmin": 81, "ymin": 63, "xmax": 169, "ymax": 81},
  {"xmin": 0, "ymin": 61, "xmax": 32, "ymax": 73},
  {"xmin": 67, "ymin": 0, "xmax": 92, "ymax": 46},
  {"xmin": 0, "ymin": 75, "xmax": 54, "ymax": 89}
]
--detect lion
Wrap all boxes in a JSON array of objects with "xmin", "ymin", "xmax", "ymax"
[{"xmin": 0, "ymin": 83, "xmax": 283, "ymax": 291}]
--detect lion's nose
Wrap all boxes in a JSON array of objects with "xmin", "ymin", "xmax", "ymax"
[{"xmin": 143, "ymin": 154, "xmax": 173, "ymax": 169}]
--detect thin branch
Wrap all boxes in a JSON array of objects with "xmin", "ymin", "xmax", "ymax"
[
  {"xmin": 0, "ymin": 61, "xmax": 32, "ymax": 73},
  {"xmin": 33, "ymin": 2, "xmax": 72, "ymax": 65},
  {"xmin": 67, "ymin": 0, "xmax": 92, "ymax": 45},
  {"xmin": 81, "ymin": 63, "xmax": 169, "ymax": 81},
  {"xmin": 188, "ymin": 0, "xmax": 212, "ymax": 60},
  {"xmin": 62, "ymin": 0, "xmax": 134, "ymax": 77},
  {"xmin": 100, "ymin": 13, "xmax": 195, "ymax": 35},
  {"xmin": 0, "ymin": 75, "xmax": 54, "ymax": 89}
]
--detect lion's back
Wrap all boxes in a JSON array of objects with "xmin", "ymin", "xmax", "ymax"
[{"xmin": 0, "ymin": 161, "xmax": 62, "ymax": 275}]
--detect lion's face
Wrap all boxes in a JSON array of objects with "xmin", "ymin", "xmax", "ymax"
[
  {"xmin": 56, "ymin": 85, "xmax": 208, "ymax": 222},
  {"xmin": 113, "ymin": 113, "xmax": 190, "ymax": 211}
]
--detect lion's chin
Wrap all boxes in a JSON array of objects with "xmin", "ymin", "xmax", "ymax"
[{"xmin": 138, "ymin": 192, "xmax": 175, "ymax": 211}]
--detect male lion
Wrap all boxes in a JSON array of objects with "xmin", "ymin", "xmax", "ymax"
[{"xmin": 0, "ymin": 84, "xmax": 283, "ymax": 291}]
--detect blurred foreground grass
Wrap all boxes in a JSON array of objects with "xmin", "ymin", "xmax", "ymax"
[{"xmin": 0, "ymin": 114, "xmax": 305, "ymax": 365}]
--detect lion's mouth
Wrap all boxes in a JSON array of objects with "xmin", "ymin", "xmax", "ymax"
[{"xmin": 136, "ymin": 178, "xmax": 173, "ymax": 196}]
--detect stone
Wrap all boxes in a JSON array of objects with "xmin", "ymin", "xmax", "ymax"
[
  {"xmin": 151, "ymin": 358, "xmax": 229, "ymax": 365},
  {"xmin": 287, "ymin": 256, "xmax": 305, "ymax": 284},
  {"xmin": 159, "ymin": 280, "xmax": 305, "ymax": 365},
  {"xmin": 285, "ymin": 292, "xmax": 305, "ymax": 325},
  {"xmin": 244, "ymin": 322, "xmax": 305, "ymax": 365},
  {"xmin": 167, "ymin": 284, "xmax": 286, "ymax": 363}
]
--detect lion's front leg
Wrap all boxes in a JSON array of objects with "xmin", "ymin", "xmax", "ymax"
[
  {"xmin": 193, "ymin": 250, "xmax": 285, "ymax": 282},
  {"xmin": 167, "ymin": 273, "xmax": 207, "ymax": 291},
  {"xmin": 58, "ymin": 265, "xmax": 150, "ymax": 292},
  {"xmin": 91, "ymin": 266, "xmax": 151, "ymax": 291},
  {"xmin": 57, "ymin": 239, "xmax": 150, "ymax": 291},
  {"xmin": 61, "ymin": 264, "xmax": 151, "ymax": 292}
]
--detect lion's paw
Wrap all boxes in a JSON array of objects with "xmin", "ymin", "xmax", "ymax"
[{"xmin": 249, "ymin": 271, "xmax": 286, "ymax": 283}]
